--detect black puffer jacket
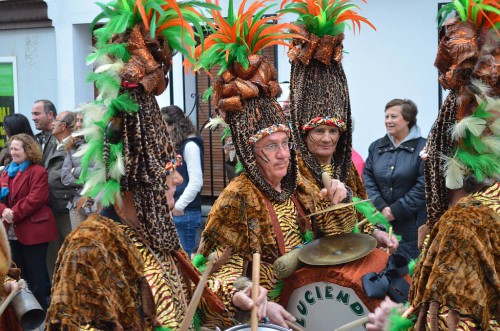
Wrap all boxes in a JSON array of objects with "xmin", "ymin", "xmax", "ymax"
[{"xmin": 363, "ymin": 129, "xmax": 427, "ymax": 260}]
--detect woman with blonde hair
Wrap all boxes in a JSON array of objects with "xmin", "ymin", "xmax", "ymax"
[{"xmin": 0, "ymin": 133, "xmax": 57, "ymax": 312}]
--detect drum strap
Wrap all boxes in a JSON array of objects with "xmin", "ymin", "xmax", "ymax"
[
  {"xmin": 263, "ymin": 195, "xmax": 312, "ymax": 257},
  {"xmin": 263, "ymin": 197, "xmax": 287, "ymax": 256},
  {"xmin": 173, "ymin": 251, "xmax": 226, "ymax": 313}
]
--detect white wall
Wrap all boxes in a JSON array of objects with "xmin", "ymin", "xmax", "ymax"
[
  {"xmin": 0, "ymin": 27, "xmax": 57, "ymax": 126},
  {"xmin": 342, "ymin": 0, "xmax": 441, "ymax": 158},
  {"xmin": 37, "ymin": 0, "xmax": 444, "ymax": 157}
]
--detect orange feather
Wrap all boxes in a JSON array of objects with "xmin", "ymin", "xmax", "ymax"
[{"xmin": 135, "ymin": 0, "xmax": 150, "ymax": 30}]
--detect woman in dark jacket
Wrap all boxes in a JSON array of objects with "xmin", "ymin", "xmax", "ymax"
[
  {"xmin": 363, "ymin": 99, "xmax": 427, "ymax": 260},
  {"xmin": 0, "ymin": 133, "xmax": 57, "ymax": 311}
]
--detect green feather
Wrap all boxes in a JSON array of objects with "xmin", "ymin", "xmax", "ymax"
[
  {"xmin": 109, "ymin": 92, "xmax": 139, "ymax": 114},
  {"xmin": 269, "ymin": 279, "xmax": 283, "ymax": 300},
  {"xmin": 202, "ymin": 86, "xmax": 213, "ymax": 102},
  {"xmin": 352, "ymin": 222, "xmax": 360, "ymax": 233},
  {"xmin": 221, "ymin": 127, "xmax": 232, "ymax": 141},
  {"xmin": 235, "ymin": 161, "xmax": 244, "ymax": 174},
  {"xmin": 101, "ymin": 180, "xmax": 121, "ymax": 206},
  {"xmin": 302, "ymin": 230, "xmax": 314, "ymax": 243},
  {"xmin": 387, "ymin": 307, "xmax": 416, "ymax": 331},
  {"xmin": 192, "ymin": 253, "xmax": 207, "ymax": 273},
  {"xmin": 464, "ymin": 131, "xmax": 488, "ymax": 154},
  {"xmin": 154, "ymin": 327, "xmax": 173, "ymax": 331},
  {"xmin": 352, "ymin": 197, "xmax": 392, "ymax": 232},
  {"xmin": 408, "ymin": 257, "xmax": 418, "ymax": 277},
  {"xmin": 472, "ymin": 101, "xmax": 492, "ymax": 119},
  {"xmin": 193, "ymin": 310, "xmax": 201, "ymax": 331}
]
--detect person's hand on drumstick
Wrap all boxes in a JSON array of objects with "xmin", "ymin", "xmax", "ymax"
[
  {"xmin": 266, "ymin": 301, "xmax": 296, "ymax": 328},
  {"xmin": 320, "ymin": 172, "xmax": 348, "ymax": 205},
  {"xmin": 232, "ymin": 285, "xmax": 268, "ymax": 320},
  {"xmin": 372, "ymin": 229, "xmax": 399, "ymax": 254},
  {"xmin": 366, "ymin": 297, "xmax": 399, "ymax": 331}
]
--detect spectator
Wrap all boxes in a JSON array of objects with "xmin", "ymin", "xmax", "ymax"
[
  {"xmin": 0, "ymin": 114, "xmax": 35, "ymax": 168},
  {"xmin": 45, "ymin": 111, "xmax": 76, "ymax": 280},
  {"xmin": 61, "ymin": 111, "xmax": 88, "ymax": 230},
  {"xmin": 31, "ymin": 100, "xmax": 58, "ymax": 168},
  {"xmin": 0, "ymin": 133, "xmax": 57, "ymax": 311},
  {"xmin": 363, "ymin": 99, "xmax": 427, "ymax": 260},
  {"xmin": 162, "ymin": 105, "xmax": 204, "ymax": 256}
]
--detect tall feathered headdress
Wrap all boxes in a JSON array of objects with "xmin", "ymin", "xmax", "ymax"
[
  {"xmin": 282, "ymin": 0, "xmax": 375, "ymax": 185},
  {"xmin": 188, "ymin": 0, "xmax": 303, "ymax": 202},
  {"xmin": 425, "ymin": 0, "xmax": 499, "ymax": 229},
  {"xmin": 76, "ymin": 0, "xmax": 215, "ymax": 253}
]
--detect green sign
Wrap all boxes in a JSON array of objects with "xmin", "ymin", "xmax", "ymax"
[{"xmin": 0, "ymin": 62, "xmax": 14, "ymax": 147}]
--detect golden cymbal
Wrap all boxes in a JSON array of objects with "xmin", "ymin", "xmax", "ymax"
[{"xmin": 298, "ymin": 233, "xmax": 377, "ymax": 266}]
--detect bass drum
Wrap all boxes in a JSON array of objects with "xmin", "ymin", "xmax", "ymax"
[
  {"xmin": 280, "ymin": 249, "xmax": 395, "ymax": 331},
  {"xmin": 225, "ymin": 324, "xmax": 290, "ymax": 331}
]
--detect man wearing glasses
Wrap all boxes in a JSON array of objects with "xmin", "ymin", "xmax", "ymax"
[
  {"xmin": 198, "ymin": 98, "xmax": 352, "ymax": 328},
  {"xmin": 45, "ymin": 111, "xmax": 76, "ymax": 281}
]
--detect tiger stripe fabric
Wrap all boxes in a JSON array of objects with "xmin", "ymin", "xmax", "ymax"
[
  {"xmin": 410, "ymin": 182, "xmax": 500, "ymax": 330},
  {"xmin": 200, "ymin": 197, "xmax": 306, "ymax": 328}
]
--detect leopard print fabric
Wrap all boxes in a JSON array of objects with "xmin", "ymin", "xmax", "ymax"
[
  {"xmin": 424, "ymin": 91, "xmax": 458, "ymax": 230},
  {"xmin": 227, "ymin": 96, "xmax": 298, "ymax": 203},
  {"xmin": 121, "ymin": 88, "xmax": 181, "ymax": 253},
  {"xmin": 290, "ymin": 59, "xmax": 352, "ymax": 184}
]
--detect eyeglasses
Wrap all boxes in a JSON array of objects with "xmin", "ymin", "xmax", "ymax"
[{"xmin": 255, "ymin": 141, "xmax": 295, "ymax": 153}]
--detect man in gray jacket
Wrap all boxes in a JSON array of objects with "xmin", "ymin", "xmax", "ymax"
[{"xmin": 45, "ymin": 111, "xmax": 75, "ymax": 280}]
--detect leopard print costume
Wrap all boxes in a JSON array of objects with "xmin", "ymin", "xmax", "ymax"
[
  {"xmin": 290, "ymin": 58, "xmax": 352, "ymax": 184},
  {"xmin": 424, "ymin": 91, "xmax": 458, "ymax": 230},
  {"xmin": 121, "ymin": 88, "xmax": 181, "ymax": 253}
]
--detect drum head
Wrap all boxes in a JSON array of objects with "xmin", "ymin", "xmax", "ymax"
[
  {"xmin": 298, "ymin": 233, "xmax": 377, "ymax": 265},
  {"xmin": 225, "ymin": 324, "xmax": 290, "ymax": 331}
]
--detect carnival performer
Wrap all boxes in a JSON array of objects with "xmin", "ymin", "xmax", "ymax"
[
  {"xmin": 284, "ymin": 0, "xmax": 397, "ymax": 249},
  {"xmin": 46, "ymin": 1, "xmax": 223, "ymax": 329},
  {"xmin": 189, "ymin": 1, "xmax": 356, "ymax": 329},
  {"xmin": 366, "ymin": 1, "xmax": 499, "ymax": 330}
]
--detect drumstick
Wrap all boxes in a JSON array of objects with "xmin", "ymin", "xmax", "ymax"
[
  {"xmin": 179, "ymin": 253, "xmax": 216, "ymax": 331},
  {"xmin": 0, "ymin": 279, "xmax": 25, "ymax": 316},
  {"xmin": 334, "ymin": 316, "xmax": 369, "ymax": 331},
  {"xmin": 386, "ymin": 226, "xmax": 393, "ymax": 254},
  {"xmin": 321, "ymin": 172, "xmax": 333, "ymax": 192},
  {"xmin": 286, "ymin": 320, "xmax": 306, "ymax": 331},
  {"xmin": 251, "ymin": 252, "xmax": 261, "ymax": 331}
]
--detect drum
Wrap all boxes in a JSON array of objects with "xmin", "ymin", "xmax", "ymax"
[
  {"xmin": 225, "ymin": 324, "xmax": 290, "ymax": 331},
  {"xmin": 280, "ymin": 249, "xmax": 394, "ymax": 331}
]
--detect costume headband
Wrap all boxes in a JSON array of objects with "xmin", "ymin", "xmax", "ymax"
[
  {"xmin": 249, "ymin": 124, "xmax": 291, "ymax": 145},
  {"xmin": 301, "ymin": 116, "xmax": 346, "ymax": 132}
]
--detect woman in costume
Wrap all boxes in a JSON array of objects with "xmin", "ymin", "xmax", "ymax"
[
  {"xmin": 189, "ymin": 1, "xmax": 358, "ymax": 328},
  {"xmin": 285, "ymin": 0, "xmax": 374, "ymax": 201},
  {"xmin": 0, "ymin": 133, "xmax": 57, "ymax": 312},
  {"xmin": 162, "ymin": 105, "xmax": 204, "ymax": 256},
  {"xmin": 284, "ymin": 0, "xmax": 397, "ymax": 250},
  {"xmin": 46, "ymin": 1, "xmax": 223, "ymax": 329},
  {"xmin": 366, "ymin": 1, "xmax": 499, "ymax": 330},
  {"xmin": 363, "ymin": 99, "xmax": 427, "ymax": 260}
]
